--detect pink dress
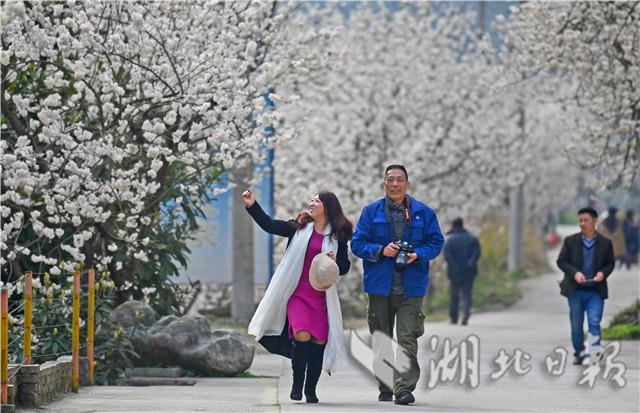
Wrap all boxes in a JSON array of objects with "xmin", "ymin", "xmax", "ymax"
[{"xmin": 287, "ymin": 229, "xmax": 329, "ymax": 342}]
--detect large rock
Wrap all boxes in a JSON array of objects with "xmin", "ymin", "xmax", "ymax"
[
  {"xmin": 110, "ymin": 301, "xmax": 158, "ymax": 328},
  {"xmin": 180, "ymin": 330, "xmax": 255, "ymax": 376},
  {"xmin": 142, "ymin": 314, "xmax": 255, "ymax": 376},
  {"xmin": 101, "ymin": 301, "xmax": 158, "ymax": 365}
]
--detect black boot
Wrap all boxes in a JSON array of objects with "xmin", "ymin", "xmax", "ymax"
[
  {"xmin": 304, "ymin": 342, "xmax": 325, "ymax": 403},
  {"xmin": 290, "ymin": 340, "xmax": 309, "ymax": 401}
]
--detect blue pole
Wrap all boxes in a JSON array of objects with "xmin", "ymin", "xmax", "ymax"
[
  {"xmin": 267, "ymin": 147, "xmax": 275, "ymax": 282},
  {"xmin": 264, "ymin": 88, "xmax": 276, "ymax": 283}
]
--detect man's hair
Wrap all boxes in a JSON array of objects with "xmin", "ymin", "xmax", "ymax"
[
  {"xmin": 578, "ymin": 207, "xmax": 598, "ymax": 219},
  {"xmin": 384, "ymin": 164, "xmax": 408, "ymax": 180},
  {"xmin": 452, "ymin": 217, "xmax": 464, "ymax": 228}
]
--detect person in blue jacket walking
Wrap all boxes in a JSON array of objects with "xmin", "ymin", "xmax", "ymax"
[{"xmin": 351, "ymin": 164, "xmax": 444, "ymax": 405}]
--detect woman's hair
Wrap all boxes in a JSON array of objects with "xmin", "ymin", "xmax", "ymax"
[
  {"xmin": 292, "ymin": 211, "xmax": 314, "ymax": 228},
  {"xmin": 292, "ymin": 191, "xmax": 353, "ymax": 243}
]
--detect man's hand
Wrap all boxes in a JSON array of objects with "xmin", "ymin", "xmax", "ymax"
[
  {"xmin": 407, "ymin": 252, "xmax": 418, "ymax": 264},
  {"xmin": 383, "ymin": 242, "xmax": 400, "ymax": 258},
  {"xmin": 574, "ymin": 271, "xmax": 587, "ymax": 284},
  {"xmin": 594, "ymin": 271, "xmax": 605, "ymax": 282}
]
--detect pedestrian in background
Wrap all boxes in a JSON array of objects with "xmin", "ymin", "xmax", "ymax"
[
  {"xmin": 596, "ymin": 206, "xmax": 627, "ymax": 268},
  {"xmin": 623, "ymin": 210, "xmax": 639, "ymax": 269},
  {"xmin": 443, "ymin": 218, "xmax": 481, "ymax": 325}
]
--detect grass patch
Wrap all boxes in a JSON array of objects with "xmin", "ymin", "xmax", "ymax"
[
  {"xmin": 603, "ymin": 300, "xmax": 639, "ymax": 340},
  {"xmin": 424, "ymin": 271, "xmax": 524, "ymax": 318},
  {"xmin": 473, "ymin": 270, "xmax": 525, "ymax": 310},
  {"xmin": 602, "ymin": 324, "xmax": 640, "ymax": 340}
]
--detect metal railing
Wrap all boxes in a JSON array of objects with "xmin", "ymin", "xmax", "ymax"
[{"xmin": 0, "ymin": 269, "xmax": 97, "ymax": 404}]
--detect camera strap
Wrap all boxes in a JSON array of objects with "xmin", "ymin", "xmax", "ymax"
[{"xmin": 402, "ymin": 197, "xmax": 411, "ymax": 223}]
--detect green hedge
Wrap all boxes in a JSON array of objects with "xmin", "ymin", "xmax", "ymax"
[{"xmin": 603, "ymin": 300, "xmax": 639, "ymax": 340}]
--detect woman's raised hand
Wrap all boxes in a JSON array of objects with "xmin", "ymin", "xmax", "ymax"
[{"xmin": 241, "ymin": 187, "xmax": 256, "ymax": 207}]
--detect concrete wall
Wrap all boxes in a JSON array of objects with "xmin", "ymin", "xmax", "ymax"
[{"xmin": 11, "ymin": 356, "xmax": 88, "ymax": 408}]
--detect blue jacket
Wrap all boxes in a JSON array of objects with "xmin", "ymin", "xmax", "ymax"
[
  {"xmin": 351, "ymin": 196, "xmax": 444, "ymax": 297},
  {"xmin": 443, "ymin": 228, "xmax": 481, "ymax": 282}
]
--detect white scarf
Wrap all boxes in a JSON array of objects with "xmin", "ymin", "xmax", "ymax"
[{"xmin": 247, "ymin": 223, "xmax": 347, "ymax": 373}]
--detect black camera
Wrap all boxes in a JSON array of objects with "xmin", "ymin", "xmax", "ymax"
[{"xmin": 394, "ymin": 241, "xmax": 413, "ymax": 272}]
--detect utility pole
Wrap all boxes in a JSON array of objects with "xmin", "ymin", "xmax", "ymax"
[
  {"xmin": 508, "ymin": 106, "xmax": 525, "ymax": 273},
  {"xmin": 231, "ymin": 159, "xmax": 255, "ymax": 322}
]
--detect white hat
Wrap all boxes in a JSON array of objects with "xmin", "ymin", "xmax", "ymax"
[{"xmin": 309, "ymin": 253, "xmax": 339, "ymax": 291}]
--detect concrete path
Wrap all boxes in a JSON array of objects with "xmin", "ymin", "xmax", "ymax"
[{"xmin": 23, "ymin": 227, "xmax": 639, "ymax": 412}]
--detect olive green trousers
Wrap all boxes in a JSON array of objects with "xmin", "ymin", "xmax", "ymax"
[{"xmin": 367, "ymin": 293, "xmax": 425, "ymax": 395}]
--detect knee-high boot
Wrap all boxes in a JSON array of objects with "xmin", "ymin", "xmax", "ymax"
[
  {"xmin": 290, "ymin": 340, "xmax": 309, "ymax": 401},
  {"xmin": 304, "ymin": 342, "xmax": 325, "ymax": 403}
]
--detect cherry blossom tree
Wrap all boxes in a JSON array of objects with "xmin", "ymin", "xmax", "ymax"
[
  {"xmin": 503, "ymin": 1, "xmax": 639, "ymax": 190},
  {"xmin": 274, "ymin": 3, "xmax": 538, "ymax": 224},
  {"xmin": 1, "ymin": 1, "xmax": 328, "ymax": 307}
]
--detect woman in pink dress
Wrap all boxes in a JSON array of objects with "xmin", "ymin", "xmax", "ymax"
[{"xmin": 242, "ymin": 188, "xmax": 352, "ymax": 403}]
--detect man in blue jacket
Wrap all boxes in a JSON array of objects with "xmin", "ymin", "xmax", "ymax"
[{"xmin": 351, "ymin": 164, "xmax": 444, "ymax": 405}]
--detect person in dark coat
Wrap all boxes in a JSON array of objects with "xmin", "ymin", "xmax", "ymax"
[
  {"xmin": 443, "ymin": 218, "xmax": 481, "ymax": 325},
  {"xmin": 556, "ymin": 207, "xmax": 615, "ymax": 365},
  {"xmin": 596, "ymin": 206, "xmax": 626, "ymax": 267},
  {"xmin": 623, "ymin": 210, "xmax": 639, "ymax": 268}
]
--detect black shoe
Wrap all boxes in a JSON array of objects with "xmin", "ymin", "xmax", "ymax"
[
  {"xmin": 394, "ymin": 391, "xmax": 415, "ymax": 405},
  {"xmin": 304, "ymin": 342, "xmax": 325, "ymax": 403},
  {"xmin": 290, "ymin": 340, "xmax": 309, "ymax": 401},
  {"xmin": 572, "ymin": 355, "xmax": 585, "ymax": 365},
  {"xmin": 450, "ymin": 319, "xmax": 458, "ymax": 324},
  {"xmin": 461, "ymin": 317, "xmax": 469, "ymax": 326},
  {"xmin": 378, "ymin": 391, "xmax": 393, "ymax": 402}
]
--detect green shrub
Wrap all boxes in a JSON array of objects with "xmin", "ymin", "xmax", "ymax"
[
  {"xmin": 602, "ymin": 300, "xmax": 640, "ymax": 340},
  {"xmin": 608, "ymin": 300, "xmax": 639, "ymax": 326}
]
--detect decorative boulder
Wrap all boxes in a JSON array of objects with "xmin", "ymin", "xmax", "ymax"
[
  {"xmin": 110, "ymin": 300, "xmax": 158, "ymax": 328},
  {"xmin": 141, "ymin": 314, "xmax": 255, "ymax": 376},
  {"xmin": 179, "ymin": 330, "xmax": 255, "ymax": 376}
]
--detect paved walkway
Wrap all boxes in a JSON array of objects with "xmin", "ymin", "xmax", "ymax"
[{"xmin": 24, "ymin": 229, "xmax": 639, "ymax": 412}]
